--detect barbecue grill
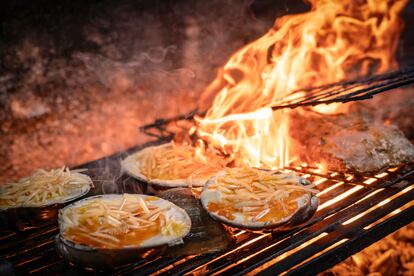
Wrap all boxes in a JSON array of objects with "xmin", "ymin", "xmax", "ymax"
[
  {"xmin": 1, "ymin": 71, "xmax": 413, "ymax": 274},
  {"xmin": 2, "ymin": 0, "xmax": 414, "ymax": 274}
]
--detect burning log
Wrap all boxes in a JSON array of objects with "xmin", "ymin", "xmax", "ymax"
[
  {"xmin": 122, "ymin": 142, "xmax": 228, "ymax": 188},
  {"xmin": 289, "ymin": 109, "xmax": 414, "ymax": 173}
]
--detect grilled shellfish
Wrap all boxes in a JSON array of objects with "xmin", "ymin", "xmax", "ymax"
[
  {"xmin": 122, "ymin": 142, "xmax": 227, "ymax": 188},
  {"xmin": 0, "ymin": 167, "xmax": 92, "ymax": 230},
  {"xmin": 200, "ymin": 167, "xmax": 318, "ymax": 231},
  {"xmin": 56, "ymin": 194, "xmax": 191, "ymax": 269}
]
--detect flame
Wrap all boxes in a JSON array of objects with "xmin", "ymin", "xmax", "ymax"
[{"xmin": 193, "ymin": 0, "xmax": 407, "ymax": 168}]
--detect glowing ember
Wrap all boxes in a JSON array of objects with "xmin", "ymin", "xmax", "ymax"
[{"xmin": 194, "ymin": 0, "xmax": 407, "ymax": 169}]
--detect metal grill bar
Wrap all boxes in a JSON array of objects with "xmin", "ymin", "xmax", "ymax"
[
  {"xmin": 252, "ymin": 186, "xmax": 414, "ymax": 275},
  {"xmin": 1, "ymin": 142, "xmax": 413, "ymax": 275},
  {"xmin": 270, "ymin": 67, "xmax": 414, "ymax": 110},
  {"xmin": 284, "ymin": 200, "xmax": 414, "ymax": 276}
]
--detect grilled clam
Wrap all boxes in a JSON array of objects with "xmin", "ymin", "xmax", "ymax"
[
  {"xmin": 121, "ymin": 142, "xmax": 227, "ymax": 188},
  {"xmin": 0, "ymin": 167, "xmax": 92, "ymax": 230},
  {"xmin": 56, "ymin": 194, "xmax": 191, "ymax": 270},
  {"xmin": 200, "ymin": 167, "xmax": 318, "ymax": 231}
]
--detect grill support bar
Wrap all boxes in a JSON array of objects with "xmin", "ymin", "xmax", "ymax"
[
  {"xmin": 1, "ymin": 141, "xmax": 413, "ymax": 275},
  {"xmin": 285, "ymin": 204, "xmax": 414, "ymax": 276}
]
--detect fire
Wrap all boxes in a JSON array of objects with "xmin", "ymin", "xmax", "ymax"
[{"xmin": 194, "ymin": 0, "xmax": 407, "ymax": 169}]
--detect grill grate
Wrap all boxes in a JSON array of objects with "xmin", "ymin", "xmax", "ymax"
[
  {"xmin": 139, "ymin": 68, "xmax": 414, "ymax": 135},
  {"xmin": 1, "ymin": 141, "xmax": 413, "ymax": 275},
  {"xmin": 269, "ymin": 67, "xmax": 414, "ymax": 110}
]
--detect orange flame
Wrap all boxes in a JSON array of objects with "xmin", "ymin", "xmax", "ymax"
[{"xmin": 195, "ymin": 0, "xmax": 407, "ymax": 169}]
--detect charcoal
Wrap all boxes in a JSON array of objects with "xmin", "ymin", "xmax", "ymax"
[
  {"xmin": 290, "ymin": 110, "xmax": 414, "ymax": 173},
  {"xmin": 350, "ymin": 87, "xmax": 414, "ymax": 140},
  {"xmin": 158, "ymin": 188, "xmax": 233, "ymax": 256}
]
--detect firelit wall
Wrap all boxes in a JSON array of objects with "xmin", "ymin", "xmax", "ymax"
[{"xmin": 0, "ymin": 0, "xmax": 310, "ymax": 182}]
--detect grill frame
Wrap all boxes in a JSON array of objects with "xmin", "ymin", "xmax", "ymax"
[
  {"xmin": 1, "ymin": 137, "xmax": 413, "ymax": 276},
  {"xmin": 270, "ymin": 67, "xmax": 414, "ymax": 110}
]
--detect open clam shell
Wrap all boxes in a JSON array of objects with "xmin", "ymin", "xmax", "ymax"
[
  {"xmin": 55, "ymin": 234, "xmax": 163, "ymax": 270},
  {"xmin": 121, "ymin": 143, "xmax": 210, "ymax": 188},
  {"xmin": 56, "ymin": 194, "xmax": 191, "ymax": 270},
  {"xmin": 200, "ymin": 170, "xmax": 318, "ymax": 231},
  {"xmin": 0, "ymin": 170, "xmax": 92, "ymax": 231}
]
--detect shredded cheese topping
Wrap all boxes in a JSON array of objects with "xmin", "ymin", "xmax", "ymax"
[
  {"xmin": 136, "ymin": 142, "xmax": 228, "ymax": 182},
  {"xmin": 204, "ymin": 167, "xmax": 318, "ymax": 223},
  {"xmin": 0, "ymin": 167, "xmax": 92, "ymax": 210},
  {"xmin": 60, "ymin": 194, "xmax": 187, "ymax": 249}
]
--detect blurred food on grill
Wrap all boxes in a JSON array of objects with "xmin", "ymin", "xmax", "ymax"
[
  {"xmin": 122, "ymin": 142, "xmax": 228, "ymax": 187},
  {"xmin": 350, "ymin": 88, "xmax": 414, "ymax": 141},
  {"xmin": 0, "ymin": 167, "xmax": 92, "ymax": 210},
  {"xmin": 320, "ymin": 222, "xmax": 414, "ymax": 276}
]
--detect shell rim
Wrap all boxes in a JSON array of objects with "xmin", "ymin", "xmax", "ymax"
[
  {"xmin": 200, "ymin": 170, "xmax": 315, "ymax": 230},
  {"xmin": 0, "ymin": 172, "xmax": 92, "ymax": 211},
  {"xmin": 58, "ymin": 193, "xmax": 192, "ymax": 250},
  {"xmin": 121, "ymin": 143, "xmax": 209, "ymax": 188}
]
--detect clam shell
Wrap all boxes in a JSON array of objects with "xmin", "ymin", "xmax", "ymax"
[
  {"xmin": 56, "ymin": 194, "xmax": 191, "ymax": 270},
  {"xmin": 0, "ymin": 172, "xmax": 92, "ymax": 231},
  {"xmin": 121, "ymin": 143, "xmax": 208, "ymax": 188},
  {"xmin": 55, "ymin": 234, "xmax": 163, "ymax": 270},
  {"xmin": 200, "ymin": 171, "xmax": 318, "ymax": 231}
]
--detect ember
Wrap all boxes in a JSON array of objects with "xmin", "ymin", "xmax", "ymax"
[{"xmin": 321, "ymin": 222, "xmax": 414, "ymax": 276}]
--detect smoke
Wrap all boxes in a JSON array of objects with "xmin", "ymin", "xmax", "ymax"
[
  {"xmin": 132, "ymin": 45, "xmax": 178, "ymax": 65},
  {"xmin": 0, "ymin": 0, "xmax": 276, "ymax": 183},
  {"xmin": 82, "ymin": 156, "xmax": 145, "ymax": 195}
]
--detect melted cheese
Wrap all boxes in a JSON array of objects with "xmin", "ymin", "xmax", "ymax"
[
  {"xmin": 0, "ymin": 167, "xmax": 92, "ymax": 209},
  {"xmin": 203, "ymin": 167, "xmax": 318, "ymax": 224},
  {"xmin": 61, "ymin": 194, "xmax": 188, "ymax": 249}
]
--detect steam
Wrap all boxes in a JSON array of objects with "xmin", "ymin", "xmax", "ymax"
[{"xmin": 132, "ymin": 45, "xmax": 178, "ymax": 65}]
